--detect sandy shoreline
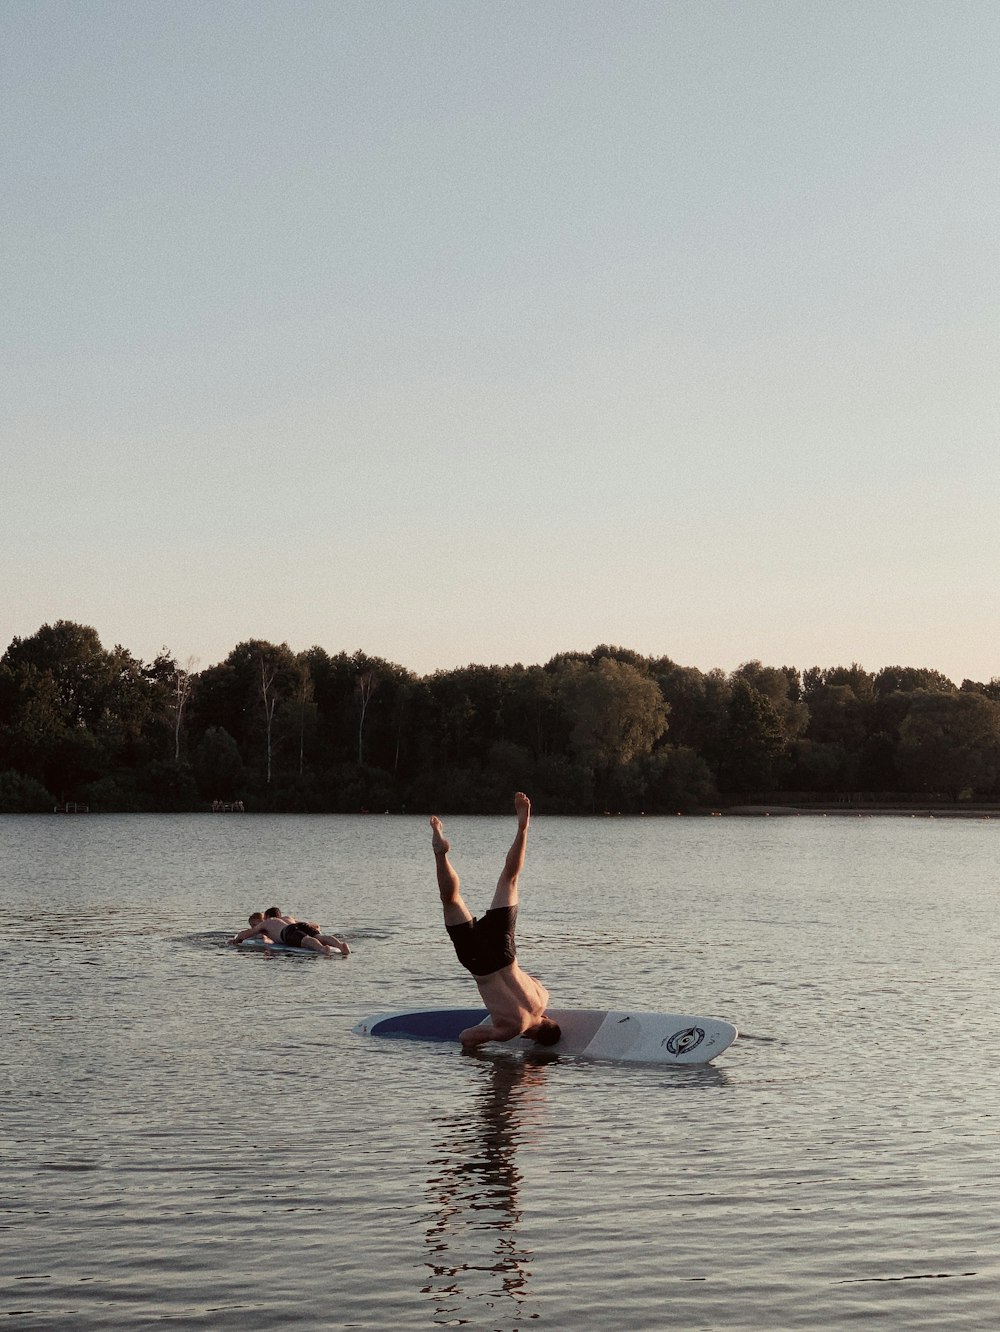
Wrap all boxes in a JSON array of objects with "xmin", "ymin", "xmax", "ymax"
[{"xmin": 720, "ymin": 803, "xmax": 1000, "ymax": 818}]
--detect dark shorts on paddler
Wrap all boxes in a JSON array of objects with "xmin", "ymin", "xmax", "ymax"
[
  {"xmin": 281, "ymin": 923, "xmax": 319, "ymax": 948},
  {"xmin": 446, "ymin": 906, "xmax": 518, "ymax": 977}
]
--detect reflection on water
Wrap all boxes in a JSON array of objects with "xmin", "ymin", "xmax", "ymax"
[
  {"xmin": 423, "ymin": 1054, "xmax": 551, "ymax": 1326},
  {"xmin": 417, "ymin": 1039, "xmax": 733, "ymax": 1329}
]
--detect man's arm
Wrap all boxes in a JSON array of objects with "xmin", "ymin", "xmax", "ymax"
[
  {"xmin": 229, "ymin": 923, "xmax": 271, "ymax": 945},
  {"xmin": 458, "ymin": 1018, "xmax": 521, "ymax": 1049}
]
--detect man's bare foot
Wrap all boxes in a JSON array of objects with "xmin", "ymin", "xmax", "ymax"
[
  {"xmin": 514, "ymin": 792, "xmax": 531, "ymax": 829},
  {"xmin": 430, "ymin": 815, "xmax": 450, "ymax": 855}
]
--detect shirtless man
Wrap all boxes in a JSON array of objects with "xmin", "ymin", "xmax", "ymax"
[
  {"xmin": 228, "ymin": 907, "xmax": 350, "ymax": 957},
  {"xmin": 430, "ymin": 792, "xmax": 561, "ymax": 1051}
]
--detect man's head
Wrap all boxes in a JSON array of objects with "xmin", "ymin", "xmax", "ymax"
[
  {"xmin": 524, "ymin": 1018, "xmax": 561, "ymax": 1047},
  {"xmin": 264, "ymin": 906, "xmax": 282, "ymax": 918},
  {"xmin": 248, "ymin": 912, "xmax": 264, "ymax": 926}
]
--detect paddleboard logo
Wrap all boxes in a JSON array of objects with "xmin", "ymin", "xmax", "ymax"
[{"xmin": 664, "ymin": 1026, "xmax": 705, "ymax": 1056}]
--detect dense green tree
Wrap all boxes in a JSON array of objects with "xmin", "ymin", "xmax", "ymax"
[
  {"xmin": 510, "ymin": 665, "xmax": 564, "ymax": 759},
  {"xmin": 874, "ymin": 666, "xmax": 955, "ymax": 697},
  {"xmin": 960, "ymin": 677, "xmax": 1000, "ymax": 702},
  {"xmin": 608, "ymin": 746, "xmax": 715, "ymax": 813},
  {"xmin": 733, "ymin": 661, "xmax": 809, "ymax": 740},
  {"xmin": 189, "ymin": 640, "xmax": 301, "ymax": 786},
  {"xmin": 348, "ymin": 653, "xmax": 418, "ymax": 776},
  {"xmin": 147, "ymin": 651, "xmax": 198, "ymax": 762},
  {"xmin": 2, "ymin": 621, "xmax": 118, "ymax": 729},
  {"xmin": 717, "ymin": 677, "xmax": 787, "ymax": 797},
  {"xmin": 0, "ymin": 662, "xmax": 70, "ymax": 784},
  {"xmin": 651, "ymin": 662, "xmax": 724, "ymax": 752},
  {"xmin": 288, "ymin": 663, "xmax": 317, "ymax": 778},
  {"xmin": 134, "ymin": 758, "xmax": 199, "ymax": 811},
  {"xmin": 194, "ymin": 727, "xmax": 247, "ymax": 801},
  {"xmin": 0, "ymin": 769, "xmax": 54, "ymax": 812},
  {"xmin": 0, "ymin": 622, "xmax": 171, "ymax": 798},
  {"xmin": 802, "ymin": 683, "xmax": 868, "ymax": 751},
  {"xmin": 97, "ymin": 645, "xmax": 173, "ymax": 770},
  {"xmin": 803, "ymin": 663, "xmax": 876, "ymax": 704},
  {"xmin": 787, "ymin": 739, "xmax": 859, "ymax": 793},
  {"xmin": 856, "ymin": 730, "xmax": 899, "ymax": 792},
  {"xmin": 558, "ymin": 657, "xmax": 668, "ymax": 772},
  {"xmin": 297, "ymin": 648, "xmax": 415, "ymax": 778},
  {"xmin": 6, "ymin": 622, "xmax": 1000, "ymax": 812},
  {"xmin": 298, "ymin": 647, "xmax": 352, "ymax": 766},
  {"xmin": 80, "ymin": 773, "xmax": 139, "ymax": 813},
  {"xmin": 532, "ymin": 752, "xmax": 594, "ymax": 813},
  {"xmin": 419, "ymin": 664, "xmax": 534, "ymax": 775},
  {"xmin": 896, "ymin": 690, "xmax": 1000, "ymax": 799}
]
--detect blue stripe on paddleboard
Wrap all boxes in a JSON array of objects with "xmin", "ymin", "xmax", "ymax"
[{"xmin": 369, "ymin": 1009, "xmax": 488, "ymax": 1040}]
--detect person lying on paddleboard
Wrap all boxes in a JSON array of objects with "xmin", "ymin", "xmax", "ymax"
[
  {"xmin": 228, "ymin": 906, "xmax": 350, "ymax": 956},
  {"xmin": 430, "ymin": 791, "xmax": 561, "ymax": 1051}
]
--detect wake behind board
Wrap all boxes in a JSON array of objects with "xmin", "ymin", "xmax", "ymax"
[{"xmin": 353, "ymin": 1008, "xmax": 738, "ymax": 1065}]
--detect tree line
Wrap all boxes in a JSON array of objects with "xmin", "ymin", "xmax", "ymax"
[{"xmin": 1, "ymin": 619, "xmax": 999, "ymax": 814}]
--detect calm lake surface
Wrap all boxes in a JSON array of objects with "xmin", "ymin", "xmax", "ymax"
[{"xmin": 2, "ymin": 811, "xmax": 999, "ymax": 1330}]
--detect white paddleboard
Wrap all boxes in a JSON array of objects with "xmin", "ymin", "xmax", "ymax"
[
  {"xmin": 234, "ymin": 937, "xmax": 343, "ymax": 956},
  {"xmin": 353, "ymin": 1007, "xmax": 738, "ymax": 1064}
]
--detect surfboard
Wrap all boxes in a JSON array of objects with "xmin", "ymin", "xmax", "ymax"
[
  {"xmin": 234, "ymin": 937, "xmax": 344, "ymax": 956},
  {"xmin": 352, "ymin": 1007, "xmax": 738, "ymax": 1064}
]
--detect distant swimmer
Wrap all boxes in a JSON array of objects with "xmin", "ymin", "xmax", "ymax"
[
  {"xmin": 430, "ymin": 791, "xmax": 560, "ymax": 1051},
  {"xmin": 228, "ymin": 906, "xmax": 350, "ymax": 957}
]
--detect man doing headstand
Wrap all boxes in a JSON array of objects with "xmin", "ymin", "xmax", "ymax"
[{"xmin": 430, "ymin": 792, "xmax": 561, "ymax": 1051}]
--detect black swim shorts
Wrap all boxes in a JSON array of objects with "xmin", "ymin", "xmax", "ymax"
[
  {"xmin": 446, "ymin": 906, "xmax": 517, "ymax": 977},
  {"xmin": 280, "ymin": 923, "xmax": 319, "ymax": 948}
]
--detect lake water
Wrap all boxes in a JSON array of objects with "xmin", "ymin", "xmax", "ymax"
[{"xmin": 2, "ymin": 811, "xmax": 999, "ymax": 1330}]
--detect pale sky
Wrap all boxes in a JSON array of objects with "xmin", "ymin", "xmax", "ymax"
[{"xmin": 5, "ymin": 1, "xmax": 999, "ymax": 683}]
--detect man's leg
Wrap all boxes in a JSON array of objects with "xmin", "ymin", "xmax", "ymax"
[
  {"xmin": 489, "ymin": 792, "xmax": 531, "ymax": 910},
  {"xmin": 317, "ymin": 933, "xmax": 351, "ymax": 956},
  {"xmin": 300, "ymin": 937, "xmax": 333, "ymax": 956},
  {"xmin": 430, "ymin": 816, "xmax": 473, "ymax": 927}
]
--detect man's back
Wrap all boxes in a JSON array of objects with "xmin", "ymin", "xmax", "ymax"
[{"xmin": 475, "ymin": 961, "xmax": 550, "ymax": 1038}]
